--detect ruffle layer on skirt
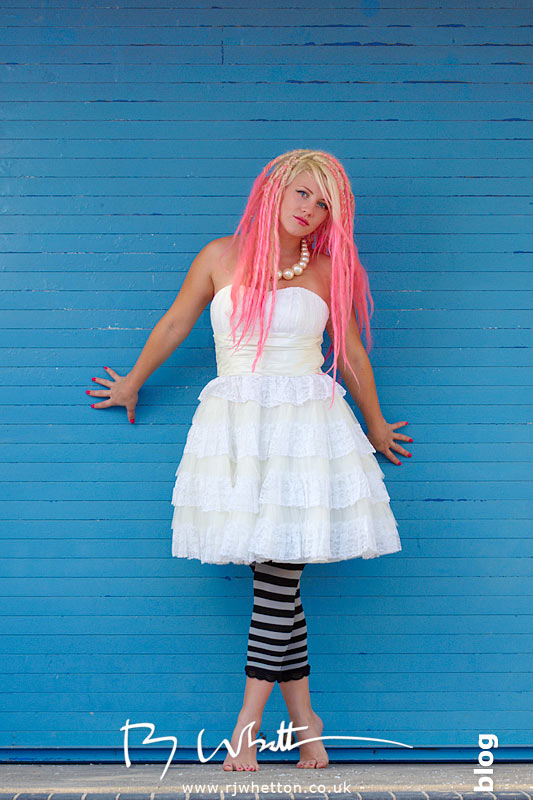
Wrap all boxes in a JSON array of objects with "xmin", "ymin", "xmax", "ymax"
[
  {"xmin": 171, "ymin": 373, "xmax": 402, "ymax": 565},
  {"xmin": 197, "ymin": 371, "xmax": 346, "ymax": 406}
]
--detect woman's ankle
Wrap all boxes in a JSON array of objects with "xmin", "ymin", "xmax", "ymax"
[
  {"xmin": 238, "ymin": 707, "xmax": 263, "ymax": 726},
  {"xmin": 286, "ymin": 707, "xmax": 316, "ymax": 724}
]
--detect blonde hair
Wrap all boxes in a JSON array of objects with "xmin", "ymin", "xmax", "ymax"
[{"xmin": 217, "ymin": 148, "xmax": 374, "ymax": 407}]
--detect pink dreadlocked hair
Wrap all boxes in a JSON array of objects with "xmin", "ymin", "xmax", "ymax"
[{"xmin": 217, "ymin": 148, "xmax": 375, "ymax": 409}]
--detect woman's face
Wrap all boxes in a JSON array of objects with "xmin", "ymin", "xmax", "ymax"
[{"xmin": 278, "ymin": 171, "xmax": 330, "ymax": 238}]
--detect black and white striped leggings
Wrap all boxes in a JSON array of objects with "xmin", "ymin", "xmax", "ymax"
[{"xmin": 245, "ymin": 560, "xmax": 310, "ymax": 683}]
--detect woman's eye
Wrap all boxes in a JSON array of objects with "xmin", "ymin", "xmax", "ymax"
[{"xmin": 297, "ymin": 189, "xmax": 327, "ymax": 210}]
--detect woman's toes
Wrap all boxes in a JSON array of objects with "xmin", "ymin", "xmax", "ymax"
[{"xmin": 297, "ymin": 758, "xmax": 329, "ymax": 769}]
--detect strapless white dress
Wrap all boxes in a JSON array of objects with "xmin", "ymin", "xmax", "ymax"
[{"xmin": 171, "ymin": 284, "xmax": 402, "ymax": 565}]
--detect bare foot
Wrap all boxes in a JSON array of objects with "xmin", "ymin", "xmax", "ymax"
[
  {"xmin": 222, "ymin": 710, "xmax": 262, "ymax": 772},
  {"xmin": 293, "ymin": 710, "xmax": 329, "ymax": 769}
]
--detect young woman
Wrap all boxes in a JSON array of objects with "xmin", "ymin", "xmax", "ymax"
[{"xmin": 86, "ymin": 149, "xmax": 412, "ymax": 773}]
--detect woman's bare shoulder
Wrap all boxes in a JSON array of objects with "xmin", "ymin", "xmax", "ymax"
[
  {"xmin": 208, "ymin": 235, "xmax": 239, "ymax": 288},
  {"xmin": 208, "ymin": 234, "xmax": 236, "ymax": 255}
]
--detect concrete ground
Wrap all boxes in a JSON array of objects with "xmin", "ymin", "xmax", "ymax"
[{"xmin": 0, "ymin": 762, "xmax": 532, "ymax": 797}]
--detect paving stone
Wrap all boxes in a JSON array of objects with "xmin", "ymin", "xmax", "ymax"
[
  {"xmin": 49, "ymin": 795, "xmax": 86, "ymax": 800},
  {"xmin": 188, "ymin": 794, "xmax": 220, "ymax": 800},
  {"xmin": 493, "ymin": 795, "xmax": 532, "ymax": 800},
  {"xmin": 392, "ymin": 793, "xmax": 434, "ymax": 800},
  {"xmin": 417, "ymin": 794, "xmax": 461, "ymax": 800},
  {"xmin": 84, "ymin": 795, "xmax": 118, "ymax": 800},
  {"xmin": 356, "ymin": 794, "xmax": 396, "ymax": 800},
  {"xmin": 152, "ymin": 794, "xmax": 187, "ymax": 800},
  {"xmin": 115, "ymin": 792, "xmax": 152, "ymax": 800},
  {"xmin": 459, "ymin": 794, "xmax": 497, "ymax": 800},
  {"xmin": 116, "ymin": 795, "xmax": 152, "ymax": 800},
  {"xmin": 257, "ymin": 794, "xmax": 292, "ymax": 800},
  {"xmin": 14, "ymin": 795, "xmax": 52, "ymax": 800},
  {"xmin": 294, "ymin": 794, "xmax": 331, "ymax": 800}
]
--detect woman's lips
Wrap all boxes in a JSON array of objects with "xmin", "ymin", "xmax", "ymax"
[{"xmin": 294, "ymin": 216, "xmax": 309, "ymax": 226}]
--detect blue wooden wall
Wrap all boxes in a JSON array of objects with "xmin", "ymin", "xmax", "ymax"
[{"xmin": 1, "ymin": 0, "xmax": 532, "ymax": 762}]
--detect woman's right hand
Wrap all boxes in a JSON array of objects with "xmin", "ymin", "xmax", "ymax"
[{"xmin": 86, "ymin": 366, "xmax": 139, "ymax": 424}]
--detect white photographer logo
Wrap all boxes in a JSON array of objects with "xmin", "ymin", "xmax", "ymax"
[{"xmin": 474, "ymin": 733, "xmax": 498, "ymax": 792}]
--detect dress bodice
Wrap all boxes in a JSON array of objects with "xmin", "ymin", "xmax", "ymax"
[
  {"xmin": 198, "ymin": 284, "xmax": 346, "ymax": 406},
  {"xmin": 210, "ymin": 284, "xmax": 330, "ymax": 377}
]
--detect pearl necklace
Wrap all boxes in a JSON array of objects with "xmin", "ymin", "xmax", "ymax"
[{"xmin": 276, "ymin": 237, "xmax": 310, "ymax": 281}]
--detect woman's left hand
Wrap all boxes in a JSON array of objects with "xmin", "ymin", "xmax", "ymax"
[{"xmin": 366, "ymin": 420, "xmax": 413, "ymax": 465}]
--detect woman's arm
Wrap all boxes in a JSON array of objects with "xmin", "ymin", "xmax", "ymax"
[
  {"xmin": 87, "ymin": 238, "xmax": 218, "ymax": 422},
  {"xmin": 124, "ymin": 315, "xmax": 189, "ymax": 394},
  {"xmin": 326, "ymin": 312, "xmax": 413, "ymax": 465},
  {"xmin": 335, "ymin": 349, "xmax": 387, "ymax": 432},
  {"xmin": 126, "ymin": 238, "xmax": 217, "ymax": 391},
  {"xmin": 325, "ymin": 306, "xmax": 386, "ymax": 428}
]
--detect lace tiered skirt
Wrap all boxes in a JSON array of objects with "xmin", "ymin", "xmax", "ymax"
[{"xmin": 170, "ymin": 372, "xmax": 402, "ymax": 565}]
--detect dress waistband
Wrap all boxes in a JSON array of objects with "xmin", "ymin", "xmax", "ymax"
[{"xmin": 213, "ymin": 331, "xmax": 325, "ymax": 376}]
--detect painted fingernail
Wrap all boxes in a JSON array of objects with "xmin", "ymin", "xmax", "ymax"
[
  {"xmin": 407, "ymin": 453, "xmax": 412, "ymax": 457},
  {"xmin": 408, "ymin": 438, "xmax": 413, "ymax": 442},
  {"xmin": 130, "ymin": 418, "xmax": 135, "ymax": 424},
  {"xmin": 91, "ymin": 404, "xmax": 95, "ymax": 408},
  {"xmin": 86, "ymin": 390, "xmax": 91, "ymax": 394},
  {"xmin": 92, "ymin": 377, "xmax": 97, "ymax": 381},
  {"xmin": 104, "ymin": 366, "xmax": 108, "ymax": 370}
]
